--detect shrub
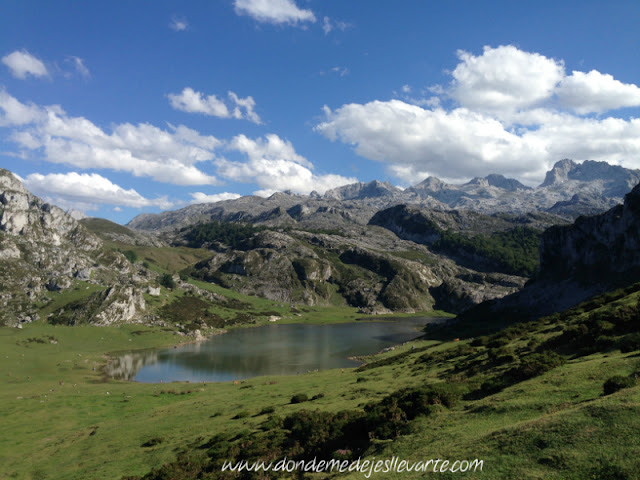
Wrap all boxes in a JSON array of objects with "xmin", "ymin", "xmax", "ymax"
[
  {"xmin": 122, "ymin": 249, "xmax": 138, "ymax": 264},
  {"xmin": 509, "ymin": 351, "xmax": 565, "ymax": 381},
  {"xmin": 618, "ymin": 333, "xmax": 640, "ymax": 353},
  {"xmin": 260, "ymin": 414, "xmax": 282, "ymax": 431},
  {"xmin": 258, "ymin": 406, "xmax": 276, "ymax": 415},
  {"xmin": 603, "ymin": 376, "xmax": 636, "ymax": 395},
  {"xmin": 232, "ymin": 410, "xmax": 250, "ymax": 419},
  {"xmin": 141, "ymin": 436, "xmax": 164, "ymax": 447},
  {"xmin": 159, "ymin": 273, "xmax": 176, "ymax": 289},
  {"xmin": 290, "ymin": 393, "xmax": 309, "ymax": 404},
  {"xmin": 470, "ymin": 336, "xmax": 489, "ymax": 347}
]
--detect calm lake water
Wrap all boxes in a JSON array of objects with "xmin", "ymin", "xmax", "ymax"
[{"xmin": 107, "ymin": 317, "xmax": 446, "ymax": 383}]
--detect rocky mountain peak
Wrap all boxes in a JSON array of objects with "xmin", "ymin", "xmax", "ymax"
[
  {"xmin": 541, "ymin": 159, "xmax": 640, "ymax": 200},
  {"xmin": 0, "ymin": 169, "xmax": 28, "ymax": 194},
  {"xmin": 323, "ymin": 180, "xmax": 400, "ymax": 200},
  {"xmin": 485, "ymin": 174, "xmax": 531, "ymax": 191},
  {"xmin": 541, "ymin": 159, "xmax": 577, "ymax": 186},
  {"xmin": 412, "ymin": 176, "xmax": 446, "ymax": 191}
]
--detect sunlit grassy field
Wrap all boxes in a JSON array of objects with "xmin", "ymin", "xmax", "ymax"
[{"xmin": 1, "ymin": 285, "xmax": 640, "ymax": 479}]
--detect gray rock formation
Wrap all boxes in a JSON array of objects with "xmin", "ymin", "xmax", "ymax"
[
  {"xmin": 0, "ymin": 169, "xmax": 148, "ymax": 327},
  {"xmin": 127, "ymin": 159, "xmax": 640, "ymax": 234},
  {"xmin": 461, "ymin": 180, "xmax": 640, "ymax": 321}
]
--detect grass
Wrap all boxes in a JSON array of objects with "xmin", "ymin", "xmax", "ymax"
[
  {"xmin": 36, "ymin": 281, "xmax": 108, "ymax": 319},
  {"xmin": 2, "ymin": 284, "xmax": 640, "ymax": 479},
  {"xmin": 103, "ymin": 242, "xmax": 212, "ymax": 275}
]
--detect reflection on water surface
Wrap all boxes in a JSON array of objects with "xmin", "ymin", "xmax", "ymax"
[{"xmin": 108, "ymin": 318, "xmax": 445, "ymax": 383}]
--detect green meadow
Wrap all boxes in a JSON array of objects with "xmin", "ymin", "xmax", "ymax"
[{"xmin": 1, "ymin": 283, "xmax": 640, "ymax": 479}]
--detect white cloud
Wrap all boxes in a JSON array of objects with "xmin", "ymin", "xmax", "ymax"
[
  {"xmin": 316, "ymin": 45, "xmax": 640, "ymax": 185},
  {"xmin": 557, "ymin": 70, "xmax": 640, "ymax": 114},
  {"xmin": 168, "ymin": 87, "xmax": 229, "ymax": 117},
  {"xmin": 227, "ymin": 91, "xmax": 261, "ymax": 124},
  {"xmin": 169, "ymin": 15, "xmax": 189, "ymax": 31},
  {"xmin": 322, "ymin": 16, "xmax": 332, "ymax": 35},
  {"xmin": 168, "ymin": 87, "xmax": 261, "ymax": 124},
  {"xmin": 322, "ymin": 16, "xmax": 350, "ymax": 35},
  {"xmin": 23, "ymin": 172, "xmax": 174, "ymax": 211},
  {"xmin": 220, "ymin": 134, "xmax": 356, "ymax": 194},
  {"xmin": 0, "ymin": 89, "xmax": 46, "ymax": 126},
  {"xmin": 2, "ymin": 50, "xmax": 49, "ymax": 79},
  {"xmin": 68, "ymin": 56, "xmax": 90, "ymax": 78},
  {"xmin": 189, "ymin": 191, "xmax": 242, "ymax": 204},
  {"xmin": 234, "ymin": 0, "xmax": 316, "ymax": 26},
  {"xmin": 451, "ymin": 45, "xmax": 565, "ymax": 116},
  {"xmin": 331, "ymin": 66, "xmax": 349, "ymax": 77},
  {"xmin": 317, "ymin": 101, "xmax": 544, "ymax": 183},
  {"xmin": 1, "ymin": 91, "xmax": 221, "ymax": 186}
]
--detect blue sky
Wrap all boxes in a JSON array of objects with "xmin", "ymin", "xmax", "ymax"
[{"xmin": 2, "ymin": 1, "xmax": 640, "ymax": 223}]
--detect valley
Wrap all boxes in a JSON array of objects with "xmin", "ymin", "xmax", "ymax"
[{"xmin": 2, "ymin": 161, "xmax": 640, "ymax": 479}]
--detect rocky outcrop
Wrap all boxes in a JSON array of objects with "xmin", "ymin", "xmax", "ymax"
[
  {"xmin": 189, "ymin": 225, "xmax": 523, "ymax": 314},
  {"xmin": 461, "ymin": 181, "xmax": 640, "ymax": 321},
  {"xmin": 92, "ymin": 286, "xmax": 146, "ymax": 326},
  {"xmin": 0, "ymin": 169, "xmax": 144, "ymax": 327},
  {"xmin": 539, "ymin": 183, "xmax": 640, "ymax": 284},
  {"xmin": 324, "ymin": 180, "xmax": 402, "ymax": 201}
]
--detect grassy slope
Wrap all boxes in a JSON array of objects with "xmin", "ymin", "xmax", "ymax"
[{"xmin": 1, "ymin": 286, "xmax": 639, "ymax": 479}]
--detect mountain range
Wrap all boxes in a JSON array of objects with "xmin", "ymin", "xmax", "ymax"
[
  {"xmin": 2, "ymin": 158, "xmax": 640, "ymax": 328},
  {"xmin": 127, "ymin": 159, "xmax": 640, "ymax": 232}
]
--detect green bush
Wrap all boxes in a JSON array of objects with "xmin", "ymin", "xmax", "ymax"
[
  {"xmin": 122, "ymin": 249, "xmax": 138, "ymax": 264},
  {"xmin": 159, "ymin": 273, "xmax": 176, "ymax": 289},
  {"xmin": 509, "ymin": 351, "xmax": 565, "ymax": 381},
  {"xmin": 603, "ymin": 376, "xmax": 636, "ymax": 395},
  {"xmin": 141, "ymin": 436, "xmax": 164, "ymax": 447},
  {"xmin": 182, "ymin": 221, "xmax": 264, "ymax": 250},
  {"xmin": 290, "ymin": 393, "xmax": 309, "ymax": 404},
  {"xmin": 618, "ymin": 333, "xmax": 640, "ymax": 353}
]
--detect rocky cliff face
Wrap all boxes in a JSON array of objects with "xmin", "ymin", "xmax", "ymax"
[
  {"xmin": 461, "ymin": 180, "xmax": 640, "ymax": 321},
  {"xmin": 188, "ymin": 224, "xmax": 524, "ymax": 314},
  {"xmin": 0, "ymin": 169, "xmax": 147, "ymax": 327},
  {"xmin": 539, "ymin": 183, "xmax": 640, "ymax": 283}
]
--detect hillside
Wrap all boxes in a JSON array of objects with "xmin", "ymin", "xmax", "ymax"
[
  {"xmin": 460, "ymin": 180, "xmax": 640, "ymax": 324},
  {"xmin": 1, "ymin": 281, "xmax": 631, "ymax": 479}
]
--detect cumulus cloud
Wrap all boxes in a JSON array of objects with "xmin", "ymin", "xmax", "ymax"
[
  {"xmin": 189, "ymin": 191, "xmax": 242, "ymax": 204},
  {"xmin": 169, "ymin": 15, "xmax": 189, "ymax": 31},
  {"xmin": 556, "ymin": 70, "xmax": 640, "ymax": 114},
  {"xmin": 168, "ymin": 87, "xmax": 261, "ymax": 124},
  {"xmin": 220, "ymin": 133, "xmax": 356, "ymax": 194},
  {"xmin": 0, "ymin": 91, "xmax": 221, "ymax": 186},
  {"xmin": 317, "ymin": 45, "xmax": 640, "ymax": 185},
  {"xmin": 234, "ymin": 0, "xmax": 315, "ymax": 26},
  {"xmin": 0, "ymin": 89, "xmax": 46, "ymax": 126},
  {"xmin": 450, "ymin": 45, "xmax": 565, "ymax": 117},
  {"xmin": 23, "ymin": 172, "xmax": 174, "ymax": 211},
  {"xmin": 2, "ymin": 50, "xmax": 49, "ymax": 79}
]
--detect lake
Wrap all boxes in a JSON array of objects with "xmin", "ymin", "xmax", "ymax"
[{"xmin": 107, "ymin": 317, "xmax": 446, "ymax": 383}]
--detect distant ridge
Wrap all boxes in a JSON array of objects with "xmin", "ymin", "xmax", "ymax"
[{"xmin": 127, "ymin": 159, "xmax": 640, "ymax": 232}]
